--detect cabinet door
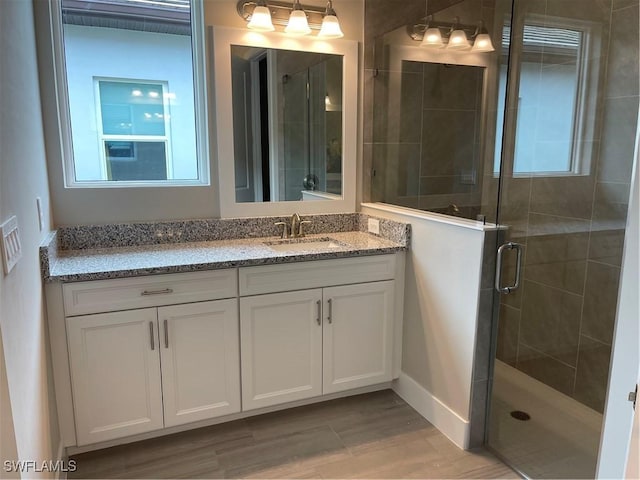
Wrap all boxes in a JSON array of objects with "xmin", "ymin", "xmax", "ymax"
[
  {"xmin": 323, "ymin": 281, "xmax": 394, "ymax": 394},
  {"xmin": 158, "ymin": 299, "xmax": 241, "ymax": 427},
  {"xmin": 240, "ymin": 289, "xmax": 323, "ymax": 410},
  {"xmin": 66, "ymin": 309, "xmax": 163, "ymax": 446}
]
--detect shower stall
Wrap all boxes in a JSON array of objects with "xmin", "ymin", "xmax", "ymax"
[{"xmin": 366, "ymin": 0, "xmax": 638, "ymax": 477}]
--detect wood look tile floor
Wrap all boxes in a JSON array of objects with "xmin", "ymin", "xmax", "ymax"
[{"xmin": 70, "ymin": 390, "xmax": 520, "ymax": 479}]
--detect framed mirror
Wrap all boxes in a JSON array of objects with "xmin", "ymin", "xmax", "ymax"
[{"xmin": 212, "ymin": 27, "xmax": 357, "ymax": 217}]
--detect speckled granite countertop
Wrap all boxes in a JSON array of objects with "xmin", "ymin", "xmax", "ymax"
[{"xmin": 41, "ymin": 214, "xmax": 410, "ymax": 282}]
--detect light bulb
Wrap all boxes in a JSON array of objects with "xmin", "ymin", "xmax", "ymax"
[
  {"xmin": 421, "ymin": 27, "xmax": 443, "ymax": 48},
  {"xmin": 285, "ymin": 8, "xmax": 311, "ymax": 35},
  {"xmin": 247, "ymin": 5, "xmax": 275, "ymax": 31},
  {"xmin": 318, "ymin": 15, "xmax": 344, "ymax": 38},
  {"xmin": 472, "ymin": 32, "xmax": 495, "ymax": 52},
  {"xmin": 447, "ymin": 29, "xmax": 470, "ymax": 50}
]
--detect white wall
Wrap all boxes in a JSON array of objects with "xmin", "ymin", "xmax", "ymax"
[
  {"xmin": 361, "ymin": 204, "xmax": 488, "ymax": 447},
  {"xmin": 0, "ymin": 331, "xmax": 19, "ymax": 479},
  {"xmin": 64, "ymin": 25, "xmax": 197, "ymax": 181},
  {"xmin": 0, "ymin": 0, "xmax": 60, "ymax": 474}
]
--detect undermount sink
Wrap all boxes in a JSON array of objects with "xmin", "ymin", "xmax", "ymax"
[{"xmin": 264, "ymin": 237, "xmax": 346, "ymax": 252}]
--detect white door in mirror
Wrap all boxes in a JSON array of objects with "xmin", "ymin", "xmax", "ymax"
[{"xmin": 1, "ymin": 216, "xmax": 22, "ymax": 275}]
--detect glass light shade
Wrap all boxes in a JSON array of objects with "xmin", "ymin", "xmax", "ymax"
[
  {"xmin": 447, "ymin": 29, "xmax": 470, "ymax": 50},
  {"xmin": 247, "ymin": 5, "xmax": 275, "ymax": 31},
  {"xmin": 471, "ymin": 32, "xmax": 495, "ymax": 52},
  {"xmin": 318, "ymin": 15, "xmax": 344, "ymax": 38},
  {"xmin": 421, "ymin": 27, "xmax": 444, "ymax": 48},
  {"xmin": 285, "ymin": 9, "xmax": 311, "ymax": 35}
]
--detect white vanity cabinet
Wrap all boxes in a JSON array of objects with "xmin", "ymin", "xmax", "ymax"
[
  {"xmin": 66, "ymin": 308, "xmax": 165, "ymax": 446},
  {"xmin": 238, "ymin": 255, "xmax": 399, "ymax": 411},
  {"xmin": 48, "ymin": 253, "xmax": 405, "ymax": 451},
  {"xmin": 240, "ymin": 289, "xmax": 323, "ymax": 410},
  {"xmin": 61, "ymin": 270, "xmax": 241, "ymax": 446},
  {"xmin": 322, "ymin": 281, "xmax": 394, "ymax": 395},
  {"xmin": 158, "ymin": 300, "xmax": 240, "ymax": 428}
]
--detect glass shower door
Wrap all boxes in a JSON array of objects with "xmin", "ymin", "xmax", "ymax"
[{"xmin": 488, "ymin": 0, "xmax": 639, "ymax": 478}]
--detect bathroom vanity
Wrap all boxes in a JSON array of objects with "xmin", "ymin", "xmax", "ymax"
[{"xmin": 41, "ymin": 214, "xmax": 408, "ymax": 452}]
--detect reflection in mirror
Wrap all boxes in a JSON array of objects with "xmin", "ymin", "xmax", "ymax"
[
  {"xmin": 372, "ymin": 58, "xmax": 486, "ymax": 219},
  {"xmin": 231, "ymin": 46, "xmax": 343, "ymax": 203}
]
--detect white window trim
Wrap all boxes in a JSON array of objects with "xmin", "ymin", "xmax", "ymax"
[
  {"xmin": 496, "ymin": 14, "xmax": 601, "ymax": 178},
  {"xmin": 50, "ymin": 0, "xmax": 210, "ymax": 189},
  {"xmin": 93, "ymin": 78, "xmax": 174, "ymax": 181}
]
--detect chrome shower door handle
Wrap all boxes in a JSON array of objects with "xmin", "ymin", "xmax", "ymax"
[{"xmin": 495, "ymin": 242, "xmax": 523, "ymax": 294}]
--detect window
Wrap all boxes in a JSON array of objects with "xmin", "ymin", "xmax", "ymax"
[
  {"xmin": 494, "ymin": 17, "xmax": 600, "ymax": 177},
  {"xmin": 58, "ymin": 0, "xmax": 207, "ymax": 187},
  {"xmin": 96, "ymin": 80, "xmax": 171, "ymax": 181}
]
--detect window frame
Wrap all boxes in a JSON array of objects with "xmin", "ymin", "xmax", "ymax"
[
  {"xmin": 51, "ymin": 0, "xmax": 209, "ymax": 188},
  {"xmin": 495, "ymin": 14, "xmax": 602, "ymax": 178},
  {"xmin": 94, "ymin": 78, "xmax": 173, "ymax": 181}
]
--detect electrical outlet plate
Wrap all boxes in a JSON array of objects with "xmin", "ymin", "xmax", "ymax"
[
  {"xmin": 368, "ymin": 218, "xmax": 380, "ymax": 235},
  {"xmin": 1, "ymin": 216, "xmax": 22, "ymax": 275}
]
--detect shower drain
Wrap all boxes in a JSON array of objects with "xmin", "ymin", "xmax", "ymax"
[{"xmin": 510, "ymin": 410, "xmax": 531, "ymax": 421}]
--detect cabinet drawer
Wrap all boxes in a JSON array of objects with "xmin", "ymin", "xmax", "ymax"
[
  {"xmin": 239, "ymin": 254, "xmax": 396, "ymax": 296},
  {"xmin": 63, "ymin": 270, "xmax": 238, "ymax": 316}
]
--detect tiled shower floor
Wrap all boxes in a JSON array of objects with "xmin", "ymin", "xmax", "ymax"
[{"xmin": 488, "ymin": 361, "xmax": 603, "ymax": 479}]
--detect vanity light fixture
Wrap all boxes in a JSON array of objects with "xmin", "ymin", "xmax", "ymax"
[
  {"xmin": 237, "ymin": 0, "xmax": 343, "ymax": 38},
  {"xmin": 471, "ymin": 21, "xmax": 495, "ymax": 52},
  {"xmin": 318, "ymin": 1, "xmax": 344, "ymax": 39},
  {"xmin": 285, "ymin": 0, "xmax": 311, "ymax": 35},
  {"xmin": 247, "ymin": 0, "xmax": 275, "ymax": 31},
  {"xmin": 409, "ymin": 16, "xmax": 495, "ymax": 53},
  {"xmin": 420, "ymin": 16, "xmax": 444, "ymax": 48},
  {"xmin": 447, "ymin": 17, "xmax": 470, "ymax": 50}
]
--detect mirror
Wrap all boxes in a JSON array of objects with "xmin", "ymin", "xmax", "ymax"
[
  {"xmin": 231, "ymin": 46, "xmax": 343, "ymax": 203},
  {"xmin": 212, "ymin": 27, "xmax": 357, "ymax": 218},
  {"xmin": 368, "ymin": 29, "xmax": 494, "ymax": 219}
]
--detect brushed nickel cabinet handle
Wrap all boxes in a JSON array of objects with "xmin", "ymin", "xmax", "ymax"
[
  {"xmin": 316, "ymin": 300, "xmax": 321, "ymax": 326},
  {"xmin": 149, "ymin": 321, "xmax": 155, "ymax": 350},
  {"xmin": 164, "ymin": 319, "xmax": 169, "ymax": 348},
  {"xmin": 141, "ymin": 288, "xmax": 174, "ymax": 296},
  {"xmin": 327, "ymin": 298, "xmax": 332, "ymax": 324}
]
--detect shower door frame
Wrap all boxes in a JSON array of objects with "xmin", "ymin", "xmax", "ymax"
[{"xmin": 486, "ymin": 0, "xmax": 640, "ymax": 477}]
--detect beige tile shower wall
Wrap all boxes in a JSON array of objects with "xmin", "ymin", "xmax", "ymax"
[{"xmin": 495, "ymin": 0, "xmax": 639, "ymax": 413}]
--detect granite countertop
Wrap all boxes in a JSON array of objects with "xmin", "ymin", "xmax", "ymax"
[{"xmin": 41, "ymin": 214, "xmax": 410, "ymax": 282}]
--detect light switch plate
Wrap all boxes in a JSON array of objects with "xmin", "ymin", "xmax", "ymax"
[
  {"xmin": 368, "ymin": 218, "xmax": 380, "ymax": 235},
  {"xmin": 1, "ymin": 216, "xmax": 22, "ymax": 275}
]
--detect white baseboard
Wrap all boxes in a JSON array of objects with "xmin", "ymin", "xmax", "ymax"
[{"xmin": 392, "ymin": 372, "xmax": 470, "ymax": 449}]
